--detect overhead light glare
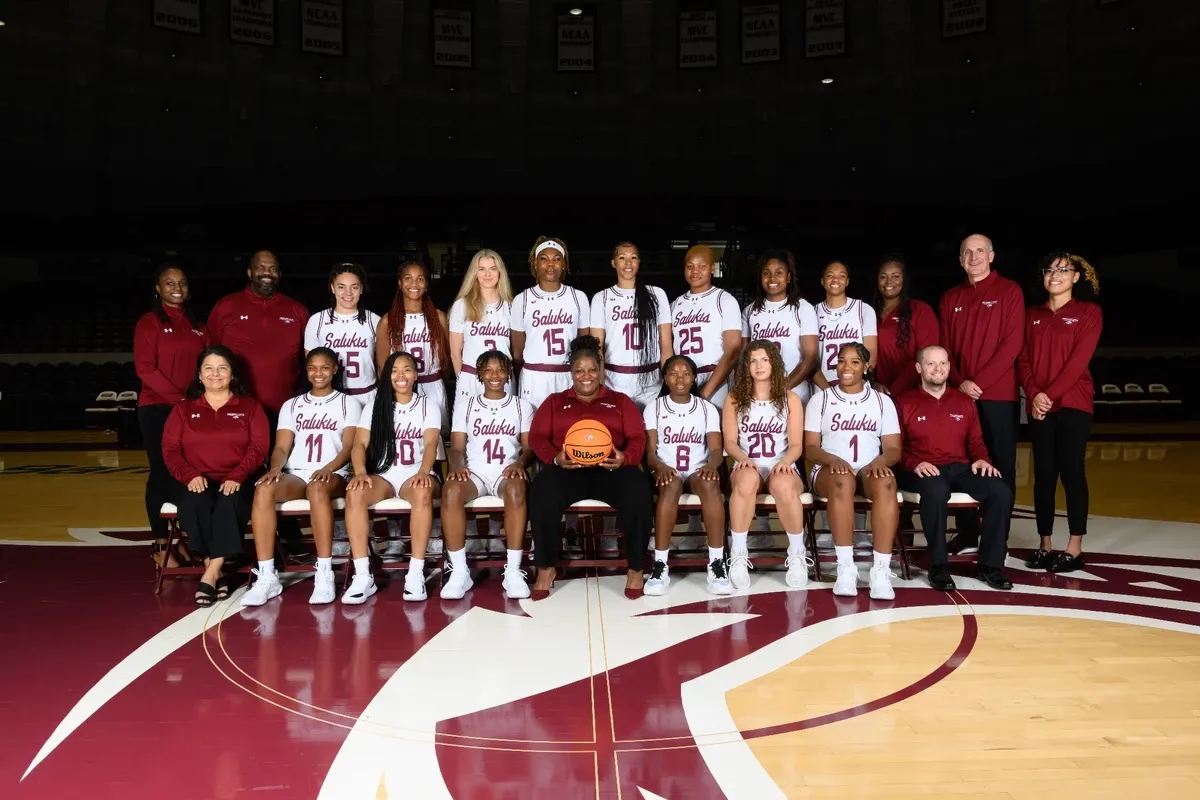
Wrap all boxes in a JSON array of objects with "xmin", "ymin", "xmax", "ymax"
[
  {"xmin": 569, "ymin": 7, "xmax": 583, "ymax": 15},
  {"xmin": 821, "ymin": 76, "xmax": 834, "ymax": 84}
]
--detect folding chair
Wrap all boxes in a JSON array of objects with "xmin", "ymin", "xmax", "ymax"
[
  {"xmin": 806, "ymin": 491, "xmax": 906, "ymax": 580},
  {"xmin": 897, "ymin": 491, "xmax": 981, "ymax": 577}
]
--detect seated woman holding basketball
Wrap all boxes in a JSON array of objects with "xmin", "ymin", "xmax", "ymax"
[
  {"xmin": 442, "ymin": 350, "xmax": 537, "ymax": 601},
  {"xmin": 643, "ymin": 354, "xmax": 731, "ymax": 596},
  {"xmin": 803, "ymin": 342, "xmax": 901, "ymax": 600},
  {"xmin": 343, "ymin": 351, "xmax": 443, "ymax": 605},
  {"xmin": 242, "ymin": 348, "xmax": 359, "ymax": 608},
  {"xmin": 723, "ymin": 340, "xmax": 809, "ymax": 591},
  {"xmin": 526, "ymin": 335, "xmax": 653, "ymax": 599}
]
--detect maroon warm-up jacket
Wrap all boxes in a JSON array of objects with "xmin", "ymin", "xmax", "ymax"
[
  {"xmin": 528, "ymin": 386, "xmax": 646, "ymax": 465},
  {"xmin": 876, "ymin": 299, "xmax": 939, "ymax": 396},
  {"xmin": 1017, "ymin": 299, "xmax": 1103, "ymax": 415},
  {"xmin": 896, "ymin": 387, "xmax": 991, "ymax": 472},
  {"xmin": 162, "ymin": 394, "xmax": 269, "ymax": 485},
  {"xmin": 133, "ymin": 306, "xmax": 210, "ymax": 406}
]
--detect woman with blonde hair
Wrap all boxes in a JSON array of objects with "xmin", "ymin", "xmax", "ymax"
[{"xmin": 449, "ymin": 249, "xmax": 515, "ymax": 403}]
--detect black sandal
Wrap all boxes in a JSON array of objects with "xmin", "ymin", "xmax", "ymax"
[
  {"xmin": 195, "ymin": 582, "xmax": 217, "ymax": 607},
  {"xmin": 215, "ymin": 576, "xmax": 232, "ymax": 601}
]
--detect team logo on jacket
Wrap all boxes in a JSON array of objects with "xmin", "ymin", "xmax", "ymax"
[
  {"xmin": 982, "ymin": 301, "xmax": 997, "ymax": 308},
  {"xmin": 191, "ymin": 413, "xmax": 201, "ymax": 419},
  {"xmin": 279, "ymin": 317, "xmax": 296, "ymax": 324},
  {"xmin": 163, "ymin": 327, "xmax": 173, "ymax": 333},
  {"xmin": 227, "ymin": 412, "xmax": 245, "ymax": 420},
  {"xmin": 950, "ymin": 413, "xmax": 964, "ymax": 421},
  {"xmin": 1063, "ymin": 318, "xmax": 1078, "ymax": 325},
  {"xmin": 240, "ymin": 315, "xmax": 249, "ymax": 320},
  {"xmin": 917, "ymin": 416, "xmax": 926, "ymax": 422}
]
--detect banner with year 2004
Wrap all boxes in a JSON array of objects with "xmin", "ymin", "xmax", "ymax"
[
  {"xmin": 557, "ymin": 12, "xmax": 595, "ymax": 72},
  {"xmin": 679, "ymin": 10, "xmax": 718, "ymax": 69}
]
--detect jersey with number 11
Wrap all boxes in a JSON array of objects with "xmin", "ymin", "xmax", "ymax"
[
  {"xmin": 511, "ymin": 285, "xmax": 590, "ymax": 365},
  {"xmin": 278, "ymin": 391, "xmax": 362, "ymax": 474}
]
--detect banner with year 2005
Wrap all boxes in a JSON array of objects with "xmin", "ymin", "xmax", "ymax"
[
  {"xmin": 557, "ymin": 12, "xmax": 595, "ymax": 72},
  {"xmin": 301, "ymin": 0, "xmax": 344, "ymax": 56}
]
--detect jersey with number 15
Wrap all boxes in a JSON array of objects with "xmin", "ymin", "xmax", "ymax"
[{"xmin": 511, "ymin": 285, "xmax": 590, "ymax": 366}]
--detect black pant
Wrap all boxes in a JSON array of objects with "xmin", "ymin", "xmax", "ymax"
[
  {"xmin": 528, "ymin": 465, "xmax": 653, "ymax": 570},
  {"xmin": 955, "ymin": 399, "xmax": 1019, "ymax": 542},
  {"xmin": 1028, "ymin": 408, "xmax": 1092, "ymax": 537},
  {"xmin": 178, "ymin": 479, "xmax": 255, "ymax": 560},
  {"xmin": 265, "ymin": 407, "xmax": 301, "ymax": 541},
  {"xmin": 138, "ymin": 404, "xmax": 179, "ymax": 538},
  {"xmin": 898, "ymin": 463, "xmax": 1013, "ymax": 568}
]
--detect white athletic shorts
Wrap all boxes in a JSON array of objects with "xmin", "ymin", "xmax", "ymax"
[
  {"xmin": 809, "ymin": 463, "xmax": 862, "ymax": 490},
  {"xmin": 752, "ymin": 458, "xmax": 799, "ymax": 485},
  {"xmin": 519, "ymin": 367, "xmax": 571, "ymax": 408},
  {"xmin": 605, "ymin": 368, "xmax": 662, "ymax": 411},
  {"xmin": 284, "ymin": 467, "xmax": 348, "ymax": 484},
  {"xmin": 467, "ymin": 469, "xmax": 508, "ymax": 497},
  {"xmin": 377, "ymin": 464, "xmax": 440, "ymax": 496}
]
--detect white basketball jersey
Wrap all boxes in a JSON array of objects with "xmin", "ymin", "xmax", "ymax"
[
  {"xmin": 304, "ymin": 311, "xmax": 380, "ymax": 392},
  {"xmin": 815, "ymin": 299, "xmax": 878, "ymax": 383},
  {"xmin": 590, "ymin": 286, "xmax": 671, "ymax": 369},
  {"xmin": 391, "ymin": 313, "xmax": 441, "ymax": 378},
  {"xmin": 643, "ymin": 396, "xmax": 720, "ymax": 475},
  {"xmin": 511, "ymin": 285, "xmax": 590, "ymax": 365},
  {"xmin": 449, "ymin": 298, "xmax": 512, "ymax": 369},
  {"xmin": 277, "ymin": 391, "xmax": 361, "ymax": 473},
  {"xmin": 453, "ymin": 394, "xmax": 534, "ymax": 475},
  {"xmin": 361, "ymin": 395, "xmax": 441, "ymax": 470},
  {"xmin": 804, "ymin": 385, "xmax": 899, "ymax": 472},
  {"xmin": 741, "ymin": 299, "xmax": 818, "ymax": 378},
  {"xmin": 670, "ymin": 287, "xmax": 741, "ymax": 372},
  {"xmin": 737, "ymin": 398, "xmax": 791, "ymax": 465}
]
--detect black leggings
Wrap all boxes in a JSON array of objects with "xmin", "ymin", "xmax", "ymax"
[
  {"xmin": 528, "ymin": 465, "xmax": 653, "ymax": 570},
  {"xmin": 138, "ymin": 404, "xmax": 178, "ymax": 538},
  {"xmin": 1028, "ymin": 408, "xmax": 1092, "ymax": 537}
]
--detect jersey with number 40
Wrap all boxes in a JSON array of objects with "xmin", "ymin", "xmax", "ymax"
[{"xmin": 453, "ymin": 394, "xmax": 534, "ymax": 476}]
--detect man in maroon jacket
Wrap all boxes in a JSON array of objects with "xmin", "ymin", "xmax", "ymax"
[
  {"xmin": 896, "ymin": 346, "xmax": 1013, "ymax": 591},
  {"xmin": 938, "ymin": 234, "xmax": 1024, "ymax": 553}
]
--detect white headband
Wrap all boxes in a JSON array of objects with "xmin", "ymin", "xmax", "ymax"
[{"xmin": 535, "ymin": 241, "xmax": 566, "ymax": 257}]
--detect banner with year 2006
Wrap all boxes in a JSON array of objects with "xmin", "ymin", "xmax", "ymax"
[
  {"xmin": 153, "ymin": 0, "xmax": 202, "ymax": 34},
  {"xmin": 557, "ymin": 12, "xmax": 595, "ymax": 72},
  {"xmin": 230, "ymin": 0, "xmax": 275, "ymax": 46}
]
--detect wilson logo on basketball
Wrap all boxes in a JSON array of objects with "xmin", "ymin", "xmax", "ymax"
[{"xmin": 564, "ymin": 420, "xmax": 613, "ymax": 466}]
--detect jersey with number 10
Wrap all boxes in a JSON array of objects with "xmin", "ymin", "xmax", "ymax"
[
  {"xmin": 511, "ymin": 285, "xmax": 590, "ymax": 365},
  {"xmin": 277, "ymin": 391, "xmax": 362, "ymax": 475},
  {"xmin": 453, "ymin": 394, "xmax": 534, "ymax": 477},
  {"xmin": 804, "ymin": 385, "xmax": 899, "ymax": 472},
  {"xmin": 670, "ymin": 288, "xmax": 741, "ymax": 374}
]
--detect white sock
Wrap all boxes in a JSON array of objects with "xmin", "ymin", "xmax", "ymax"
[
  {"xmin": 654, "ymin": 548, "xmax": 670, "ymax": 565},
  {"xmin": 786, "ymin": 533, "xmax": 805, "ymax": 554},
  {"xmin": 408, "ymin": 557, "xmax": 425, "ymax": 574},
  {"xmin": 353, "ymin": 556, "xmax": 370, "ymax": 576},
  {"xmin": 448, "ymin": 548, "xmax": 467, "ymax": 571},
  {"xmin": 316, "ymin": 556, "xmax": 332, "ymax": 572},
  {"xmin": 709, "ymin": 546, "xmax": 724, "ymax": 563},
  {"xmin": 257, "ymin": 559, "xmax": 276, "ymax": 576},
  {"xmin": 731, "ymin": 532, "xmax": 748, "ymax": 555},
  {"xmin": 873, "ymin": 551, "xmax": 891, "ymax": 571},
  {"xmin": 506, "ymin": 549, "xmax": 523, "ymax": 570},
  {"xmin": 835, "ymin": 545, "xmax": 853, "ymax": 566}
]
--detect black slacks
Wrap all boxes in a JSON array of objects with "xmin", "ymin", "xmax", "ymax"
[
  {"xmin": 955, "ymin": 399, "xmax": 1019, "ymax": 541},
  {"xmin": 178, "ymin": 479, "xmax": 255, "ymax": 560},
  {"xmin": 528, "ymin": 465, "xmax": 653, "ymax": 570},
  {"xmin": 138, "ymin": 404, "xmax": 179, "ymax": 538},
  {"xmin": 1028, "ymin": 408, "xmax": 1092, "ymax": 537},
  {"xmin": 898, "ymin": 463, "xmax": 1013, "ymax": 568}
]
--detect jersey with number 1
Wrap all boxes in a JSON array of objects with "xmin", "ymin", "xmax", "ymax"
[
  {"xmin": 815, "ymin": 299, "xmax": 878, "ymax": 383},
  {"xmin": 804, "ymin": 385, "xmax": 899, "ymax": 472},
  {"xmin": 277, "ymin": 391, "xmax": 362, "ymax": 475},
  {"xmin": 643, "ymin": 396, "xmax": 720, "ymax": 477},
  {"xmin": 453, "ymin": 394, "xmax": 534, "ymax": 477},
  {"xmin": 304, "ymin": 311, "xmax": 380, "ymax": 393},
  {"xmin": 511, "ymin": 285, "xmax": 590, "ymax": 365},
  {"xmin": 670, "ymin": 287, "xmax": 741, "ymax": 373}
]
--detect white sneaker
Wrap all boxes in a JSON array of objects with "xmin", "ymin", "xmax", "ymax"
[
  {"xmin": 707, "ymin": 558, "xmax": 734, "ymax": 595},
  {"xmin": 728, "ymin": 553, "xmax": 753, "ymax": 590},
  {"xmin": 403, "ymin": 570, "xmax": 428, "ymax": 602},
  {"xmin": 309, "ymin": 568, "xmax": 336, "ymax": 605},
  {"xmin": 502, "ymin": 565, "xmax": 531, "ymax": 599},
  {"xmin": 644, "ymin": 560, "xmax": 671, "ymax": 596},
  {"xmin": 241, "ymin": 569, "xmax": 282, "ymax": 607},
  {"xmin": 869, "ymin": 566, "xmax": 895, "ymax": 600},
  {"xmin": 834, "ymin": 562, "xmax": 858, "ymax": 596},
  {"xmin": 440, "ymin": 563, "xmax": 474, "ymax": 599},
  {"xmin": 785, "ymin": 550, "xmax": 813, "ymax": 588},
  {"xmin": 341, "ymin": 572, "xmax": 376, "ymax": 605}
]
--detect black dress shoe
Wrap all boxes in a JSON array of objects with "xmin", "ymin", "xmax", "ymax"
[
  {"xmin": 1049, "ymin": 552, "xmax": 1085, "ymax": 574},
  {"xmin": 1024, "ymin": 549, "xmax": 1054, "ymax": 570},
  {"xmin": 928, "ymin": 564, "xmax": 957, "ymax": 592},
  {"xmin": 977, "ymin": 566, "xmax": 1013, "ymax": 590},
  {"xmin": 948, "ymin": 535, "xmax": 980, "ymax": 556}
]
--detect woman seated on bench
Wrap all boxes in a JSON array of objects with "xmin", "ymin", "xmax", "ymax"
[
  {"xmin": 343, "ymin": 351, "xmax": 443, "ymax": 605},
  {"xmin": 242, "ymin": 348, "xmax": 360, "ymax": 607}
]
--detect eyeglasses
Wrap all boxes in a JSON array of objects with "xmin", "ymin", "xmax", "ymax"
[{"xmin": 1041, "ymin": 266, "xmax": 1075, "ymax": 276}]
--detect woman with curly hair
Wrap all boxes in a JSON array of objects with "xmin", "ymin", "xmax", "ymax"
[
  {"xmin": 1018, "ymin": 252, "xmax": 1103, "ymax": 574},
  {"xmin": 375, "ymin": 261, "xmax": 451, "ymax": 416},
  {"xmin": 722, "ymin": 341, "xmax": 808, "ymax": 591},
  {"xmin": 873, "ymin": 255, "xmax": 938, "ymax": 396}
]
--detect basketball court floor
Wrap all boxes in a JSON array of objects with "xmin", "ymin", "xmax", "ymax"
[{"xmin": 2, "ymin": 431, "xmax": 1200, "ymax": 799}]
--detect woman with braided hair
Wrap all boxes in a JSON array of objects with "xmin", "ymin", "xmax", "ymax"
[
  {"xmin": 873, "ymin": 255, "xmax": 938, "ymax": 396},
  {"xmin": 375, "ymin": 261, "xmax": 451, "ymax": 416},
  {"xmin": 1018, "ymin": 252, "xmax": 1103, "ymax": 574}
]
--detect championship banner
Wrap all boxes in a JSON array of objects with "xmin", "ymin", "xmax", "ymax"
[
  {"xmin": 230, "ymin": 0, "xmax": 275, "ymax": 46},
  {"xmin": 805, "ymin": 0, "xmax": 845, "ymax": 59},
  {"xmin": 153, "ymin": 0, "xmax": 202, "ymax": 35},
  {"xmin": 557, "ymin": 12, "xmax": 595, "ymax": 72},
  {"xmin": 943, "ymin": 0, "xmax": 987, "ymax": 38},
  {"xmin": 432, "ymin": 9, "xmax": 473, "ymax": 68},
  {"xmin": 742, "ymin": 4, "xmax": 781, "ymax": 64},
  {"xmin": 679, "ymin": 10, "xmax": 718, "ymax": 69},
  {"xmin": 301, "ymin": 0, "xmax": 344, "ymax": 56}
]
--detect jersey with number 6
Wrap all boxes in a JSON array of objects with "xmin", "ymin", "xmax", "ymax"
[
  {"xmin": 804, "ymin": 385, "xmax": 899, "ymax": 472},
  {"xmin": 304, "ymin": 311, "xmax": 380, "ymax": 393},
  {"xmin": 670, "ymin": 288, "xmax": 741, "ymax": 375},
  {"xmin": 511, "ymin": 285, "xmax": 590, "ymax": 366},
  {"xmin": 815, "ymin": 299, "xmax": 878, "ymax": 383},
  {"xmin": 453, "ymin": 394, "xmax": 534, "ymax": 476},
  {"xmin": 643, "ymin": 396, "xmax": 720, "ymax": 477},
  {"xmin": 277, "ymin": 391, "xmax": 362, "ymax": 475}
]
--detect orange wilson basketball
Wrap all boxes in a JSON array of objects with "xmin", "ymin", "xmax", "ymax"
[{"xmin": 564, "ymin": 420, "xmax": 613, "ymax": 466}]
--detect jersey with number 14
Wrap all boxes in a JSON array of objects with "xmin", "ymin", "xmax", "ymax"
[
  {"xmin": 804, "ymin": 385, "xmax": 899, "ymax": 472},
  {"xmin": 304, "ymin": 311, "xmax": 381, "ymax": 393},
  {"xmin": 277, "ymin": 391, "xmax": 362, "ymax": 474},
  {"xmin": 643, "ymin": 396, "xmax": 720, "ymax": 476},
  {"xmin": 511, "ymin": 285, "xmax": 590, "ymax": 365},
  {"xmin": 453, "ymin": 394, "xmax": 534, "ymax": 475},
  {"xmin": 670, "ymin": 287, "xmax": 741, "ymax": 371}
]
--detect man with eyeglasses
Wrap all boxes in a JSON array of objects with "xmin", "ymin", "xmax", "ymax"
[{"xmin": 937, "ymin": 234, "xmax": 1025, "ymax": 555}]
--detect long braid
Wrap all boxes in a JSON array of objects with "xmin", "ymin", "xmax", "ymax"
[
  {"xmin": 387, "ymin": 261, "xmax": 448, "ymax": 372},
  {"xmin": 613, "ymin": 241, "xmax": 660, "ymax": 388},
  {"xmin": 365, "ymin": 351, "xmax": 416, "ymax": 473}
]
